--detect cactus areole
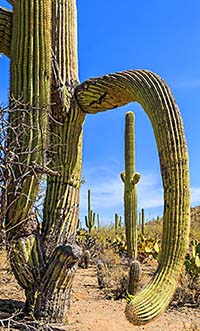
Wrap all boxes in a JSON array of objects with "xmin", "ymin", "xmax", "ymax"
[{"xmin": 0, "ymin": 0, "xmax": 190, "ymax": 325}]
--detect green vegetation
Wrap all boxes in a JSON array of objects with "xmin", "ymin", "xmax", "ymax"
[{"xmin": 77, "ymin": 209, "xmax": 200, "ymax": 309}]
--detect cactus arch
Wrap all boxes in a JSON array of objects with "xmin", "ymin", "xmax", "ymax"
[{"xmin": 75, "ymin": 70, "xmax": 190, "ymax": 325}]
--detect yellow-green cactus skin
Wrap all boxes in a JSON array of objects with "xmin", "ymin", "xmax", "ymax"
[
  {"xmin": 75, "ymin": 70, "xmax": 190, "ymax": 325},
  {"xmin": 1, "ymin": 0, "xmax": 190, "ymax": 325},
  {"xmin": 121, "ymin": 112, "xmax": 140, "ymax": 258}
]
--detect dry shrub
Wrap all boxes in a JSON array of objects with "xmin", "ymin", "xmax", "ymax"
[
  {"xmin": 171, "ymin": 270, "xmax": 200, "ymax": 308},
  {"xmin": 0, "ymin": 248, "xmax": 9, "ymax": 283}
]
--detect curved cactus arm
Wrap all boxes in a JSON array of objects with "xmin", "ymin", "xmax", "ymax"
[
  {"xmin": 0, "ymin": 6, "xmax": 13, "ymax": 58},
  {"xmin": 75, "ymin": 69, "xmax": 190, "ymax": 325},
  {"xmin": 132, "ymin": 172, "xmax": 141, "ymax": 185},
  {"xmin": 120, "ymin": 171, "xmax": 125, "ymax": 183}
]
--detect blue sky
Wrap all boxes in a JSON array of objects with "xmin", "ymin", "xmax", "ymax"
[{"xmin": 0, "ymin": 1, "xmax": 200, "ymax": 226}]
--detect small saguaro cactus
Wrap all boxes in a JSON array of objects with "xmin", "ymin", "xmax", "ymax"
[
  {"xmin": 121, "ymin": 112, "xmax": 141, "ymax": 259},
  {"xmin": 85, "ymin": 189, "xmax": 95, "ymax": 233},
  {"xmin": 141, "ymin": 208, "xmax": 145, "ymax": 235},
  {"xmin": 119, "ymin": 216, "xmax": 123, "ymax": 227},
  {"xmin": 115, "ymin": 213, "xmax": 119, "ymax": 233},
  {"xmin": 83, "ymin": 250, "xmax": 90, "ymax": 269},
  {"xmin": 128, "ymin": 260, "xmax": 142, "ymax": 295},
  {"xmin": 97, "ymin": 214, "xmax": 100, "ymax": 230}
]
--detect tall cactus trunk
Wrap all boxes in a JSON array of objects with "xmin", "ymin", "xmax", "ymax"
[
  {"xmin": 121, "ymin": 112, "xmax": 140, "ymax": 258},
  {"xmin": 5, "ymin": 0, "xmax": 84, "ymax": 323}
]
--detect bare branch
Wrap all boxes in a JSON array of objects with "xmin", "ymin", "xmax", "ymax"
[{"xmin": 0, "ymin": 6, "xmax": 13, "ymax": 58}]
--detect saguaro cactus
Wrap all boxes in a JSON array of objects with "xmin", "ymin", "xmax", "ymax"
[
  {"xmin": 85, "ymin": 189, "xmax": 95, "ymax": 233},
  {"xmin": 0, "ymin": 0, "xmax": 190, "ymax": 325},
  {"xmin": 75, "ymin": 72, "xmax": 190, "ymax": 324},
  {"xmin": 121, "ymin": 112, "xmax": 140, "ymax": 259},
  {"xmin": 141, "ymin": 208, "xmax": 145, "ymax": 235}
]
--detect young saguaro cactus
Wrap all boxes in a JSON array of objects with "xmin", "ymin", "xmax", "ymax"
[
  {"xmin": 85, "ymin": 189, "xmax": 95, "ymax": 233},
  {"xmin": 141, "ymin": 208, "xmax": 145, "ymax": 235},
  {"xmin": 121, "ymin": 112, "xmax": 141, "ymax": 259}
]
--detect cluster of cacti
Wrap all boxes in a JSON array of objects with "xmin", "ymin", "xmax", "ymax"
[
  {"xmin": 121, "ymin": 112, "xmax": 141, "ymax": 259},
  {"xmin": 0, "ymin": 0, "xmax": 190, "ymax": 325},
  {"xmin": 85, "ymin": 189, "xmax": 96, "ymax": 233}
]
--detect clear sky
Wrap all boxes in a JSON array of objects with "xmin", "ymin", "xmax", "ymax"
[{"xmin": 0, "ymin": 1, "xmax": 200, "ymax": 227}]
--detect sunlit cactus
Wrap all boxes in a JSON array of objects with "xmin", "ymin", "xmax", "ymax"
[
  {"xmin": 75, "ymin": 70, "xmax": 190, "ymax": 325},
  {"xmin": 121, "ymin": 112, "xmax": 141, "ymax": 259}
]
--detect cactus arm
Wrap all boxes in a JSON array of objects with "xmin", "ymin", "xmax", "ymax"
[
  {"xmin": 8, "ymin": 1, "xmax": 16, "ymax": 6},
  {"xmin": 120, "ymin": 171, "xmax": 125, "ymax": 182},
  {"xmin": 75, "ymin": 70, "xmax": 190, "ymax": 325},
  {"xmin": 0, "ymin": 6, "xmax": 13, "ymax": 57},
  {"xmin": 132, "ymin": 172, "xmax": 141, "ymax": 185}
]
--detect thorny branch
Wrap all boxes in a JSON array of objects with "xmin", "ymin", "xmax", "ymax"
[
  {"xmin": 0, "ymin": 101, "xmax": 63, "ymax": 233},
  {"xmin": 0, "ymin": 312, "xmax": 60, "ymax": 330}
]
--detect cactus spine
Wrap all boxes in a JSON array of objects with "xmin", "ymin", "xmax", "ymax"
[
  {"xmin": 85, "ymin": 189, "xmax": 95, "ymax": 233},
  {"xmin": 121, "ymin": 112, "xmax": 140, "ymax": 259}
]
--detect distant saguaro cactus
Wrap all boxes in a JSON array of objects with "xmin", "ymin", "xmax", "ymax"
[
  {"xmin": 121, "ymin": 112, "xmax": 141, "ymax": 259},
  {"xmin": 141, "ymin": 208, "xmax": 145, "ymax": 235},
  {"xmin": 85, "ymin": 190, "xmax": 95, "ymax": 233},
  {"xmin": 115, "ymin": 213, "xmax": 119, "ymax": 233}
]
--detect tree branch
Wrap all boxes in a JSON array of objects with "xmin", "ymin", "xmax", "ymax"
[
  {"xmin": 75, "ymin": 69, "xmax": 190, "ymax": 325},
  {"xmin": 0, "ymin": 6, "xmax": 13, "ymax": 58}
]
